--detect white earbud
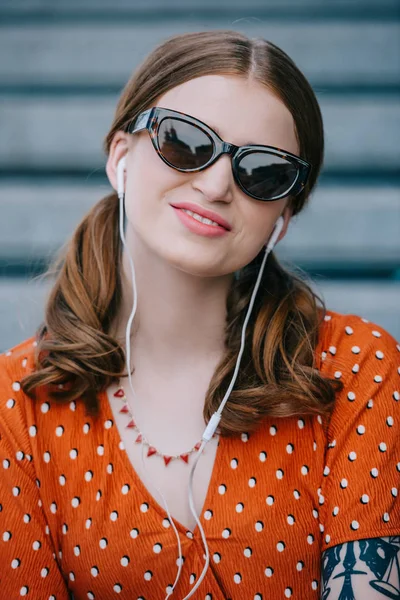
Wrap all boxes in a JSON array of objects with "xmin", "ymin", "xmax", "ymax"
[
  {"xmin": 117, "ymin": 156, "xmax": 127, "ymax": 199},
  {"xmin": 265, "ymin": 215, "xmax": 284, "ymax": 252}
]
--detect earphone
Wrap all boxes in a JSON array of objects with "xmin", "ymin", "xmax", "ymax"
[{"xmin": 116, "ymin": 155, "xmax": 283, "ymax": 598}]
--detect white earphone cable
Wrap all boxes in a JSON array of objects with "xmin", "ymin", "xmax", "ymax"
[{"xmin": 116, "ymin": 156, "xmax": 284, "ymax": 598}]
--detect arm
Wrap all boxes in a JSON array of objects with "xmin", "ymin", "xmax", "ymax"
[
  {"xmin": 0, "ymin": 354, "xmax": 70, "ymax": 598},
  {"xmin": 321, "ymin": 536, "xmax": 400, "ymax": 599}
]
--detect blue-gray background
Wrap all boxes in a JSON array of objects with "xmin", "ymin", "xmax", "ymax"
[{"xmin": 1, "ymin": 0, "xmax": 399, "ymax": 352}]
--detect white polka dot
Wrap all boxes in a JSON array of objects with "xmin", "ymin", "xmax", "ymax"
[
  {"xmin": 329, "ymin": 346, "xmax": 336, "ymax": 355},
  {"xmin": 241, "ymin": 432, "xmax": 249, "ymax": 442},
  {"xmin": 325, "ymin": 534, "xmax": 331, "ymax": 544},
  {"xmin": 104, "ymin": 420, "xmax": 113, "ymax": 429},
  {"xmin": 351, "ymin": 520, "xmax": 359, "ymax": 530},
  {"xmin": 301, "ymin": 466, "xmax": 309, "ymax": 476},
  {"xmin": 379, "ymin": 442, "xmax": 387, "ymax": 452},
  {"xmin": 351, "ymin": 346, "xmax": 361, "ymax": 354},
  {"xmin": 113, "ymin": 584, "xmax": 122, "ymax": 593},
  {"xmin": 233, "ymin": 573, "xmax": 241, "ymax": 584},
  {"xmin": 340, "ymin": 478, "xmax": 348, "ymax": 488},
  {"xmin": 311, "ymin": 580, "xmax": 318, "ymax": 591},
  {"xmin": 361, "ymin": 494, "xmax": 369, "ymax": 503},
  {"xmin": 393, "ymin": 391, "xmax": 400, "ymax": 401},
  {"xmin": 371, "ymin": 467, "xmax": 379, "ymax": 477},
  {"xmin": 20, "ymin": 586, "xmax": 29, "ymax": 596},
  {"xmin": 357, "ymin": 425, "xmax": 366, "ymax": 435},
  {"xmin": 204, "ymin": 510, "xmax": 213, "ymax": 520},
  {"xmin": 269, "ymin": 426, "xmax": 277, "ymax": 436},
  {"xmin": 55, "ymin": 426, "xmax": 64, "ymax": 437},
  {"xmin": 374, "ymin": 375, "xmax": 383, "ymax": 383},
  {"xmin": 287, "ymin": 515, "xmax": 295, "ymax": 525},
  {"xmin": 244, "ymin": 548, "xmax": 252, "ymax": 557},
  {"xmin": 266, "ymin": 496, "xmax": 274, "ymax": 506},
  {"xmin": 121, "ymin": 484, "xmax": 130, "ymax": 495},
  {"xmin": 345, "ymin": 326, "xmax": 353, "ymax": 334},
  {"xmin": 248, "ymin": 477, "xmax": 256, "ymax": 488},
  {"xmin": 259, "ymin": 451, "xmax": 267, "ymax": 462},
  {"xmin": 99, "ymin": 538, "xmax": 107, "ymax": 549},
  {"xmin": 69, "ymin": 401, "xmax": 76, "ymax": 411},
  {"xmin": 71, "ymin": 497, "xmax": 80, "ymax": 508},
  {"xmin": 29, "ymin": 425, "xmax": 37, "ymax": 437},
  {"xmin": 284, "ymin": 587, "xmax": 292, "ymax": 597},
  {"xmin": 297, "ymin": 419, "xmax": 305, "ymax": 429},
  {"xmin": 347, "ymin": 392, "xmax": 356, "ymax": 401},
  {"xmin": 376, "ymin": 350, "xmax": 384, "ymax": 359},
  {"xmin": 91, "ymin": 567, "xmax": 99, "ymax": 577},
  {"xmin": 84, "ymin": 471, "xmax": 93, "ymax": 482},
  {"xmin": 32, "ymin": 541, "xmax": 41, "ymax": 550},
  {"xmin": 69, "ymin": 449, "xmax": 78, "ymax": 460},
  {"xmin": 372, "ymin": 330, "xmax": 381, "ymax": 337},
  {"xmin": 348, "ymin": 451, "xmax": 357, "ymax": 461},
  {"xmin": 97, "ymin": 445, "xmax": 104, "ymax": 456},
  {"xmin": 162, "ymin": 518, "xmax": 170, "ymax": 528},
  {"xmin": 296, "ymin": 561, "xmax": 304, "ymax": 571},
  {"xmin": 383, "ymin": 513, "xmax": 390, "ymax": 522},
  {"xmin": 323, "ymin": 465, "xmax": 330, "ymax": 476},
  {"xmin": 391, "ymin": 488, "xmax": 398, "ymax": 497},
  {"xmin": 73, "ymin": 546, "xmax": 80, "ymax": 556},
  {"xmin": 85, "ymin": 519, "xmax": 92, "ymax": 529},
  {"xmin": 218, "ymin": 484, "xmax": 226, "ymax": 495},
  {"xmin": 334, "ymin": 371, "xmax": 342, "ymax": 379},
  {"xmin": 264, "ymin": 567, "xmax": 274, "ymax": 577},
  {"xmin": 41, "ymin": 402, "xmax": 50, "ymax": 413},
  {"xmin": 121, "ymin": 556, "xmax": 129, "ymax": 567},
  {"xmin": 6, "ymin": 398, "xmax": 15, "ymax": 409},
  {"xmin": 333, "ymin": 506, "xmax": 339, "ymax": 516},
  {"xmin": 83, "ymin": 423, "xmax": 90, "ymax": 434},
  {"xmin": 110, "ymin": 511, "xmax": 118, "ymax": 522},
  {"xmin": 140, "ymin": 503, "xmax": 148, "ymax": 512},
  {"xmin": 230, "ymin": 458, "xmax": 238, "ymax": 469},
  {"xmin": 352, "ymin": 364, "xmax": 360, "ymax": 373}
]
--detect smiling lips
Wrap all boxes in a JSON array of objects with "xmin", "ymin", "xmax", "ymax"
[
  {"xmin": 171, "ymin": 205, "xmax": 230, "ymax": 238},
  {"xmin": 170, "ymin": 201, "xmax": 232, "ymax": 231}
]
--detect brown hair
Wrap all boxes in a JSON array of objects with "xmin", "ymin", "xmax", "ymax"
[{"xmin": 21, "ymin": 30, "xmax": 342, "ymax": 435}]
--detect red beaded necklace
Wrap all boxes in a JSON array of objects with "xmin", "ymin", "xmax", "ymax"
[{"xmin": 113, "ymin": 379, "xmax": 215, "ymax": 466}]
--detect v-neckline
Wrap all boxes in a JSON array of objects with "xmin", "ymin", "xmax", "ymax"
[{"xmin": 100, "ymin": 387, "xmax": 225, "ymax": 538}]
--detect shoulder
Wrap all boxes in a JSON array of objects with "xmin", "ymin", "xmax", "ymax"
[
  {"xmin": 316, "ymin": 309, "xmax": 399, "ymax": 378},
  {"xmin": 0, "ymin": 336, "xmax": 38, "ymax": 428}
]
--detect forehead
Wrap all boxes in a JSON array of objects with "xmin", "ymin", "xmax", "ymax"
[{"xmin": 155, "ymin": 74, "xmax": 299, "ymax": 153}]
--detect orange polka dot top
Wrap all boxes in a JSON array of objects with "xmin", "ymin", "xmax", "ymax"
[{"xmin": 1, "ymin": 310, "xmax": 399, "ymax": 599}]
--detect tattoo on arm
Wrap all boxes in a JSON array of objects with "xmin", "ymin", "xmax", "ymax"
[{"xmin": 321, "ymin": 536, "xmax": 400, "ymax": 599}]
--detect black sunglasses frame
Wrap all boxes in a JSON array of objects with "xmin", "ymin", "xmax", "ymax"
[{"xmin": 125, "ymin": 106, "xmax": 312, "ymax": 202}]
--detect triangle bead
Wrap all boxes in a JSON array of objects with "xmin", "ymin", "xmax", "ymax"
[
  {"xmin": 114, "ymin": 388, "xmax": 125, "ymax": 398},
  {"xmin": 163, "ymin": 456, "xmax": 173, "ymax": 466},
  {"xmin": 180, "ymin": 454, "xmax": 189, "ymax": 464},
  {"xmin": 135, "ymin": 434, "xmax": 143, "ymax": 443},
  {"xmin": 147, "ymin": 446, "xmax": 157, "ymax": 457}
]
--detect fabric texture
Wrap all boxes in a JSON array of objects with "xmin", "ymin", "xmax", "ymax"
[{"xmin": 0, "ymin": 310, "xmax": 399, "ymax": 599}]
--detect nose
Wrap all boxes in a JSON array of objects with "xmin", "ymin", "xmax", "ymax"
[{"xmin": 191, "ymin": 152, "xmax": 235, "ymax": 203}]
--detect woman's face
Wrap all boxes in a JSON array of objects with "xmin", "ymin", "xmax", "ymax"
[{"xmin": 107, "ymin": 74, "xmax": 299, "ymax": 277}]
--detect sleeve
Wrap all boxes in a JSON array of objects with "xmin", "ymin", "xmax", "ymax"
[
  {"xmin": 318, "ymin": 313, "xmax": 400, "ymax": 553},
  {"xmin": 0, "ymin": 351, "xmax": 69, "ymax": 598}
]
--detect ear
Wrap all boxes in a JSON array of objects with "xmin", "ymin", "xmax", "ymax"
[
  {"xmin": 275, "ymin": 203, "xmax": 293, "ymax": 244},
  {"xmin": 105, "ymin": 131, "xmax": 130, "ymax": 192}
]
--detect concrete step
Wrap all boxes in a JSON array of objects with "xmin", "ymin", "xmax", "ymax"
[
  {"xmin": 1, "ymin": 0, "xmax": 398, "ymax": 15},
  {"xmin": 1, "ymin": 22, "xmax": 399, "ymax": 88},
  {"xmin": 1, "ymin": 277, "xmax": 398, "ymax": 353},
  {"xmin": 1, "ymin": 95, "xmax": 399, "ymax": 171},
  {"xmin": 0, "ymin": 184, "xmax": 398, "ymax": 269}
]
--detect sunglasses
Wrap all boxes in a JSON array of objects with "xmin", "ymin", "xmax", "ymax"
[{"xmin": 125, "ymin": 106, "xmax": 311, "ymax": 203}]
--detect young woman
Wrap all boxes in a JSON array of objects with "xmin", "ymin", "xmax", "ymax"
[{"xmin": 0, "ymin": 30, "xmax": 399, "ymax": 600}]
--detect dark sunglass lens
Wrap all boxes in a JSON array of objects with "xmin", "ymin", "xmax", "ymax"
[
  {"xmin": 157, "ymin": 118, "xmax": 214, "ymax": 169},
  {"xmin": 237, "ymin": 152, "xmax": 299, "ymax": 199}
]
